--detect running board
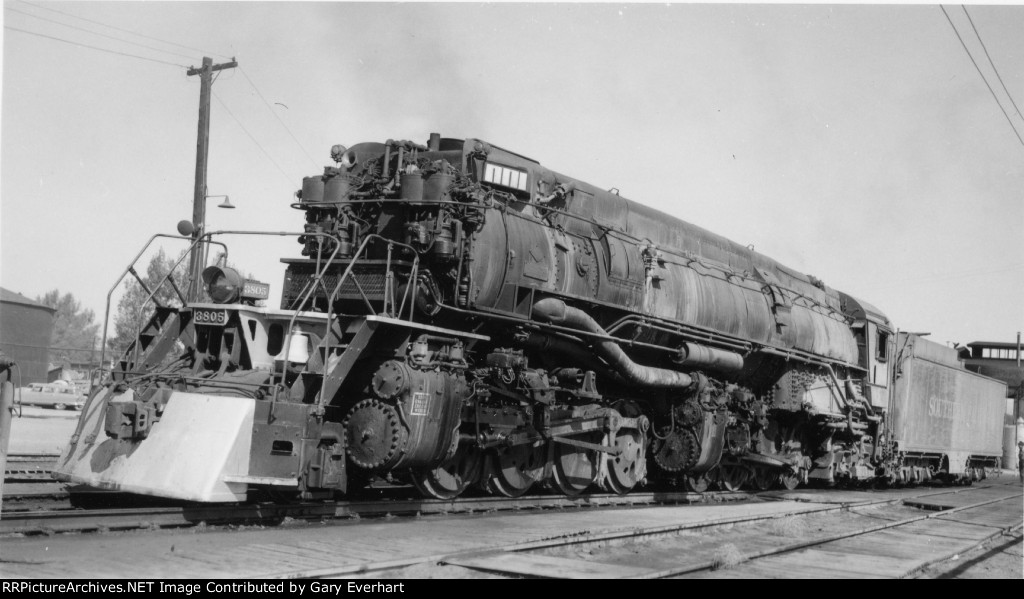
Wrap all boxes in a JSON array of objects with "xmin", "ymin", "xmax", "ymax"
[{"xmin": 223, "ymin": 475, "xmax": 298, "ymax": 486}]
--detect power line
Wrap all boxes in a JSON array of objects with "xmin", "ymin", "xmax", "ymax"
[
  {"xmin": 939, "ymin": 5, "xmax": 1024, "ymax": 148},
  {"xmin": 962, "ymin": 6, "xmax": 1024, "ymax": 122},
  {"xmin": 16, "ymin": 0, "xmax": 232, "ymax": 60},
  {"xmin": 4, "ymin": 25, "xmax": 187, "ymax": 69},
  {"xmin": 212, "ymin": 91, "xmax": 296, "ymax": 186},
  {"xmin": 5, "ymin": 5, "xmax": 199, "ymax": 61},
  {"xmin": 240, "ymin": 66, "xmax": 322, "ymax": 170}
]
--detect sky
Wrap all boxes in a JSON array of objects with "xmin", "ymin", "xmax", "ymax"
[{"xmin": 1, "ymin": 1, "xmax": 1022, "ymax": 351}]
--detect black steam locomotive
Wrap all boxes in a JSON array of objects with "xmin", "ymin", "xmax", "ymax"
[{"xmin": 54, "ymin": 133, "xmax": 1005, "ymax": 502}]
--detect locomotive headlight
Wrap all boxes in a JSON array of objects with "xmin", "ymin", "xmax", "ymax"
[
  {"xmin": 472, "ymin": 140, "xmax": 491, "ymax": 156},
  {"xmin": 201, "ymin": 265, "xmax": 244, "ymax": 304}
]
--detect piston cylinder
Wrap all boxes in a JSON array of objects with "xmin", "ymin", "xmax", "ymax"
[{"xmin": 345, "ymin": 361, "xmax": 466, "ymax": 471}]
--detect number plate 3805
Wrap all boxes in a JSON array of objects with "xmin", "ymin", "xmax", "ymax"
[{"xmin": 193, "ymin": 308, "xmax": 228, "ymax": 326}]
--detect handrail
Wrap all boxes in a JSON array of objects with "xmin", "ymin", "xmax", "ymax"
[
  {"xmin": 88, "ymin": 227, "xmax": 426, "ymax": 419},
  {"xmin": 308, "ymin": 234, "xmax": 420, "ymax": 410},
  {"xmin": 78, "ymin": 233, "xmax": 205, "ymax": 451},
  {"xmin": 98, "ymin": 234, "xmax": 196, "ymax": 370},
  {"xmin": 126, "ymin": 235, "xmax": 229, "ymax": 370},
  {"xmin": 67, "ymin": 229, "xmax": 340, "ymax": 456},
  {"xmin": 605, "ymin": 315, "xmax": 754, "ymax": 354},
  {"xmin": 269, "ymin": 237, "xmax": 345, "ymax": 405},
  {"xmin": 175, "ymin": 230, "xmax": 345, "ymax": 407},
  {"xmin": 107, "ymin": 229, "xmax": 333, "ymax": 380}
]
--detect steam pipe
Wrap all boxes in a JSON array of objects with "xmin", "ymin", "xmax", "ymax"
[
  {"xmin": 518, "ymin": 332, "xmax": 627, "ymax": 385},
  {"xmin": 532, "ymin": 298, "xmax": 695, "ymax": 389},
  {"xmin": 674, "ymin": 342, "xmax": 745, "ymax": 371}
]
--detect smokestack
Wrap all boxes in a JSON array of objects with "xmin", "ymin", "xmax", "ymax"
[{"xmin": 428, "ymin": 133, "xmax": 440, "ymax": 151}]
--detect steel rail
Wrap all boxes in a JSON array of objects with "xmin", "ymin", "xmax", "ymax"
[
  {"xmin": 4, "ymin": 452, "xmax": 61, "ymax": 459},
  {"xmin": 4, "ymin": 453, "xmax": 59, "ymax": 477},
  {"xmin": 631, "ymin": 489, "xmax": 1024, "ymax": 579},
  {"xmin": 0, "ymin": 489, "xmax": 749, "ymax": 536}
]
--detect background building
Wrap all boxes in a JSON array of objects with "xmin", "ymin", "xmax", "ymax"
[
  {"xmin": 959, "ymin": 341, "xmax": 1024, "ymax": 469},
  {"xmin": 0, "ymin": 287, "xmax": 56, "ymax": 384}
]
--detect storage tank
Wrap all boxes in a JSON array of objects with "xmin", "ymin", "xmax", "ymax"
[{"xmin": 0, "ymin": 288, "xmax": 56, "ymax": 384}]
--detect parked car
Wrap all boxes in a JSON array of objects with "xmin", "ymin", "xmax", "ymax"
[{"xmin": 20, "ymin": 384, "xmax": 86, "ymax": 410}]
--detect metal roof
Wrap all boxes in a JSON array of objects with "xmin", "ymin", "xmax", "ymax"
[
  {"xmin": 966, "ymin": 341, "xmax": 1022, "ymax": 349},
  {"xmin": 0, "ymin": 287, "xmax": 56, "ymax": 312}
]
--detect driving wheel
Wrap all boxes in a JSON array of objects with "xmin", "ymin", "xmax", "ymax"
[
  {"xmin": 606, "ymin": 430, "xmax": 646, "ymax": 495},
  {"xmin": 411, "ymin": 445, "xmax": 482, "ymax": 500},
  {"xmin": 552, "ymin": 436, "xmax": 600, "ymax": 497},
  {"xmin": 489, "ymin": 443, "xmax": 545, "ymax": 498},
  {"xmin": 717, "ymin": 463, "xmax": 750, "ymax": 492}
]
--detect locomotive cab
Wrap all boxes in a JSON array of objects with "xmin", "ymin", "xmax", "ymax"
[{"xmin": 840, "ymin": 292, "xmax": 892, "ymax": 410}]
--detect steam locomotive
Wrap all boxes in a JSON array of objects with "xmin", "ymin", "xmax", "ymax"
[{"xmin": 53, "ymin": 133, "xmax": 1006, "ymax": 502}]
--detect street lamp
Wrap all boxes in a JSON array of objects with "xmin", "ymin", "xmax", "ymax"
[
  {"xmin": 206, "ymin": 195, "xmax": 235, "ymax": 210},
  {"xmin": 180, "ymin": 193, "xmax": 236, "ymax": 301}
]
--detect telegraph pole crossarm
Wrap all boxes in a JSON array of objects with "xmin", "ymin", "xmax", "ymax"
[{"xmin": 186, "ymin": 59, "xmax": 238, "ymax": 77}]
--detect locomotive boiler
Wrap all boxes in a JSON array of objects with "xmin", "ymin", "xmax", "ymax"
[{"xmin": 53, "ymin": 133, "xmax": 996, "ymax": 502}]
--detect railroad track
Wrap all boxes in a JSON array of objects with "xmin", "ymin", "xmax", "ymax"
[
  {"xmin": 2, "ymin": 480, "xmax": 1019, "ymax": 578},
  {"xmin": 4, "ymin": 453, "xmax": 59, "ymax": 482},
  {"xmin": 3, "ymin": 478, "xmax": 1007, "ymax": 539},
  {"xmin": 265, "ymin": 481, "xmax": 1022, "ymax": 579},
  {"xmin": 647, "ymin": 490, "xmax": 1024, "ymax": 578},
  {"xmin": 0, "ymin": 488, "xmax": 750, "ymax": 536}
]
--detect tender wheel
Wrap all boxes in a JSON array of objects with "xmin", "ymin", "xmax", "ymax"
[
  {"xmin": 411, "ymin": 445, "xmax": 482, "ymax": 500},
  {"xmin": 606, "ymin": 430, "xmax": 646, "ymax": 495},
  {"xmin": 750, "ymin": 467, "xmax": 778, "ymax": 491},
  {"xmin": 489, "ymin": 443, "xmax": 545, "ymax": 498},
  {"xmin": 683, "ymin": 474, "xmax": 710, "ymax": 493},
  {"xmin": 552, "ymin": 436, "xmax": 600, "ymax": 497},
  {"xmin": 717, "ymin": 464, "xmax": 750, "ymax": 492}
]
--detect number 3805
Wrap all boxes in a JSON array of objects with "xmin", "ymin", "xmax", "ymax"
[{"xmin": 193, "ymin": 309, "xmax": 227, "ymax": 325}]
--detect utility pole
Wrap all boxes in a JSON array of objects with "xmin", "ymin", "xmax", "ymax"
[{"xmin": 186, "ymin": 56, "xmax": 237, "ymax": 301}]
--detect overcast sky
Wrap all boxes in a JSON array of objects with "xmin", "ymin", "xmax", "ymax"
[{"xmin": 2, "ymin": 1, "xmax": 1022, "ymax": 350}]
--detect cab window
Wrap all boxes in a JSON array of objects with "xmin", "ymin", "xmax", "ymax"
[{"xmin": 876, "ymin": 330, "xmax": 890, "ymax": 362}]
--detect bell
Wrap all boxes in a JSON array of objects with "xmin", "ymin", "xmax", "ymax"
[{"xmin": 276, "ymin": 328, "xmax": 310, "ymax": 364}]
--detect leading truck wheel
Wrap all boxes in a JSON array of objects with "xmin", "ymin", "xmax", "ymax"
[
  {"xmin": 683, "ymin": 474, "xmax": 710, "ymax": 493},
  {"xmin": 779, "ymin": 471, "xmax": 801, "ymax": 490}
]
